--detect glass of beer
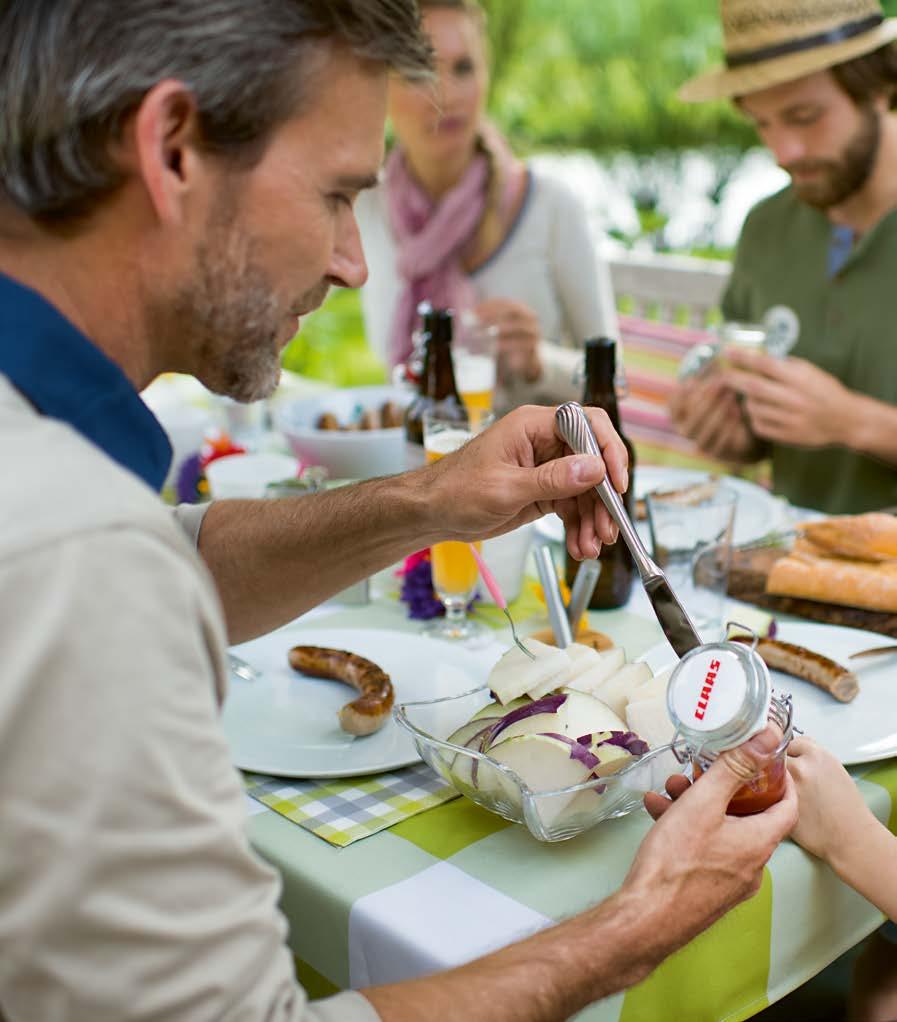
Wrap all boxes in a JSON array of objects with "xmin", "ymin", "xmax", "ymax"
[
  {"xmin": 423, "ymin": 408, "xmax": 494, "ymax": 642},
  {"xmin": 453, "ymin": 311, "xmax": 498, "ymax": 425}
]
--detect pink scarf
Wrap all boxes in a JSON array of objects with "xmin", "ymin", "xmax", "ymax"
[{"xmin": 385, "ymin": 147, "xmax": 488, "ymax": 367}]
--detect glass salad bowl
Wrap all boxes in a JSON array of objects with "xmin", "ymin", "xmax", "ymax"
[{"xmin": 394, "ymin": 686, "xmax": 684, "ymax": 842}]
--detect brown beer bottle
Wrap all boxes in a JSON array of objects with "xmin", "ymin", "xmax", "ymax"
[
  {"xmin": 565, "ymin": 337, "xmax": 636, "ymax": 608},
  {"xmin": 404, "ymin": 307, "xmax": 465, "ymax": 463}
]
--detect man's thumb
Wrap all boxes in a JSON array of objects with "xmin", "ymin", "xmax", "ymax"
[
  {"xmin": 534, "ymin": 455, "xmax": 605, "ymax": 500},
  {"xmin": 698, "ymin": 725, "xmax": 783, "ymax": 805}
]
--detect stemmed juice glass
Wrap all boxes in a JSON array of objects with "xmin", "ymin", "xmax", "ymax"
[{"xmin": 423, "ymin": 408, "xmax": 494, "ymax": 642}]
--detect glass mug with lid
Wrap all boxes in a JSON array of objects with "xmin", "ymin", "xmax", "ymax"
[
  {"xmin": 677, "ymin": 312, "xmax": 800, "ymax": 382},
  {"xmin": 666, "ymin": 623, "xmax": 794, "ymax": 816}
]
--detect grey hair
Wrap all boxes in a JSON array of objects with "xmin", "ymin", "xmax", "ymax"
[{"xmin": 0, "ymin": 0, "xmax": 432, "ymax": 223}]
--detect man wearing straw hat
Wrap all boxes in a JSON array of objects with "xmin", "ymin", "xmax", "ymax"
[{"xmin": 670, "ymin": 0, "xmax": 897, "ymax": 516}]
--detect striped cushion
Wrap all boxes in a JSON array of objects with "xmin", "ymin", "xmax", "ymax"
[{"xmin": 618, "ymin": 315, "xmax": 769, "ymax": 483}]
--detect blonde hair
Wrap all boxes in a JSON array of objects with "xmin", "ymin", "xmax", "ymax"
[{"xmin": 419, "ymin": 0, "xmax": 508, "ymax": 264}]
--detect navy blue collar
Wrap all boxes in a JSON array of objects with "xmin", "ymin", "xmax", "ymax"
[{"xmin": 0, "ymin": 271, "xmax": 171, "ymax": 491}]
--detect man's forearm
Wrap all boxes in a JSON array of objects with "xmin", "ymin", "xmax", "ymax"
[
  {"xmin": 362, "ymin": 887, "xmax": 672, "ymax": 1022},
  {"xmin": 845, "ymin": 391, "xmax": 897, "ymax": 467},
  {"xmin": 197, "ymin": 470, "xmax": 439, "ymax": 643}
]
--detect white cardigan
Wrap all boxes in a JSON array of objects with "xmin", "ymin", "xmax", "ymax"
[{"xmin": 355, "ymin": 167, "xmax": 619, "ymax": 410}]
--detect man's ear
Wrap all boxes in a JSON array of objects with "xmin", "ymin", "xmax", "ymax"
[{"xmin": 128, "ymin": 79, "xmax": 207, "ymax": 225}]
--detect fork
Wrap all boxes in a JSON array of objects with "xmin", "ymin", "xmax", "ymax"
[{"xmin": 467, "ymin": 543, "xmax": 536, "ymax": 660}]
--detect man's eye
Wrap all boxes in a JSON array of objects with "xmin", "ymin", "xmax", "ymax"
[
  {"xmin": 788, "ymin": 109, "xmax": 821, "ymax": 126},
  {"xmin": 454, "ymin": 57, "xmax": 475, "ymax": 75}
]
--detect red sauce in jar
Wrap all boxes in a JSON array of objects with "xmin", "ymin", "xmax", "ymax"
[{"xmin": 693, "ymin": 755, "xmax": 787, "ymax": 816}]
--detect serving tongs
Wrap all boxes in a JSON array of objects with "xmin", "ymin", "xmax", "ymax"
[{"xmin": 555, "ymin": 402, "xmax": 702, "ymax": 658}]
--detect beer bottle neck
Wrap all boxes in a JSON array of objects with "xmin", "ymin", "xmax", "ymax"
[
  {"xmin": 427, "ymin": 337, "xmax": 460, "ymax": 401},
  {"xmin": 582, "ymin": 347, "xmax": 620, "ymax": 427}
]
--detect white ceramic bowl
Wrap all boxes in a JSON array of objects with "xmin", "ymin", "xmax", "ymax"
[
  {"xmin": 205, "ymin": 452, "xmax": 299, "ymax": 500},
  {"xmin": 275, "ymin": 385, "xmax": 413, "ymax": 480}
]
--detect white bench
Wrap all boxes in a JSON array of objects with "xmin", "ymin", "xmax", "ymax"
[{"xmin": 608, "ymin": 250, "xmax": 731, "ymax": 328}]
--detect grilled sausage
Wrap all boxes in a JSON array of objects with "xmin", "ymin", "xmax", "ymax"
[
  {"xmin": 732, "ymin": 635, "xmax": 859, "ymax": 703},
  {"xmin": 288, "ymin": 645, "xmax": 394, "ymax": 735}
]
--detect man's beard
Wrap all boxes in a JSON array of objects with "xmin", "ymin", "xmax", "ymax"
[
  {"xmin": 150, "ymin": 204, "xmax": 328, "ymax": 404},
  {"xmin": 786, "ymin": 103, "xmax": 881, "ymax": 210}
]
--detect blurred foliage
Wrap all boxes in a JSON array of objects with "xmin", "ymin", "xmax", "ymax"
[
  {"xmin": 483, "ymin": 0, "xmax": 897, "ymax": 153},
  {"xmin": 281, "ymin": 288, "xmax": 387, "ymax": 385}
]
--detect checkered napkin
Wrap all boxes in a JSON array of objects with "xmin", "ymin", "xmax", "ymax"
[{"xmin": 244, "ymin": 762, "xmax": 459, "ymax": 847}]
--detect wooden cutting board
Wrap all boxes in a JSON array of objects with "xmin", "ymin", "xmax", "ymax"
[{"xmin": 725, "ymin": 545, "xmax": 897, "ymax": 637}]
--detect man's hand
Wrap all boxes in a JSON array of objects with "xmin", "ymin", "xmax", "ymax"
[
  {"xmin": 722, "ymin": 349, "xmax": 859, "ymax": 448},
  {"xmin": 423, "ymin": 404, "xmax": 628, "ymax": 562},
  {"xmin": 669, "ymin": 371, "xmax": 763, "ymax": 463},
  {"xmin": 476, "ymin": 298, "xmax": 542, "ymax": 383},
  {"xmin": 628, "ymin": 727, "xmax": 797, "ymax": 956}
]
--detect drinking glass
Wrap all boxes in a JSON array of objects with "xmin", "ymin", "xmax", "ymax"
[
  {"xmin": 423, "ymin": 408, "xmax": 494, "ymax": 642},
  {"xmin": 646, "ymin": 485, "xmax": 738, "ymax": 642},
  {"xmin": 453, "ymin": 310, "xmax": 498, "ymax": 425}
]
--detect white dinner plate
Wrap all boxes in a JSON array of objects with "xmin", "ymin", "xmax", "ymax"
[
  {"xmin": 534, "ymin": 466, "xmax": 787, "ymax": 548},
  {"xmin": 640, "ymin": 621, "xmax": 897, "ymax": 766},
  {"xmin": 222, "ymin": 627, "xmax": 498, "ymax": 778}
]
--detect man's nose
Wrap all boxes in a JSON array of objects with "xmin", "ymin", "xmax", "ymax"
[
  {"xmin": 327, "ymin": 210, "xmax": 368, "ymax": 290},
  {"xmin": 769, "ymin": 130, "xmax": 806, "ymax": 168}
]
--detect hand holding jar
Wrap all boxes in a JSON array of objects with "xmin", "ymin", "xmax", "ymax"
[{"xmin": 631, "ymin": 724, "xmax": 797, "ymax": 952}]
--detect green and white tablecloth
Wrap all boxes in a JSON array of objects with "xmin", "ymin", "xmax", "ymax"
[{"xmin": 243, "ymin": 594, "xmax": 897, "ymax": 1021}]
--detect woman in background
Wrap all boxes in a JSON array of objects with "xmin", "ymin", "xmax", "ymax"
[{"xmin": 355, "ymin": 0, "xmax": 618, "ymax": 412}]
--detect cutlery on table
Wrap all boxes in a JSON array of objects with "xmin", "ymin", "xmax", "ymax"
[
  {"xmin": 533, "ymin": 545, "xmax": 574, "ymax": 649},
  {"xmin": 468, "ymin": 543, "xmax": 535, "ymax": 661},
  {"xmin": 849, "ymin": 644, "xmax": 897, "ymax": 661},
  {"xmin": 567, "ymin": 558, "xmax": 601, "ymax": 631},
  {"xmin": 228, "ymin": 653, "xmax": 260, "ymax": 683},
  {"xmin": 555, "ymin": 401, "xmax": 702, "ymax": 658}
]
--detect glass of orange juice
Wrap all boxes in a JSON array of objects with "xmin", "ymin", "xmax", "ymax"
[{"xmin": 423, "ymin": 408, "xmax": 495, "ymax": 642}]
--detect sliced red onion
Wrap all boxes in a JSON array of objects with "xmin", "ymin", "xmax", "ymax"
[
  {"xmin": 542, "ymin": 732, "xmax": 601, "ymax": 771},
  {"xmin": 487, "ymin": 693, "xmax": 568, "ymax": 745},
  {"xmin": 600, "ymin": 731, "xmax": 650, "ymax": 757}
]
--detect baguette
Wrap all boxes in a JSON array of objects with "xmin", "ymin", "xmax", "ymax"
[
  {"xmin": 766, "ymin": 547, "xmax": 897, "ymax": 613},
  {"xmin": 800, "ymin": 513, "xmax": 897, "ymax": 563}
]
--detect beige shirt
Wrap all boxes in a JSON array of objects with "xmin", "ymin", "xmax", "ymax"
[{"xmin": 0, "ymin": 376, "xmax": 378, "ymax": 1022}]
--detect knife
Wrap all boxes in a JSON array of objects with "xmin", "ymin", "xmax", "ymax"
[{"xmin": 555, "ymin": 402, "xmax": 702, "ymax": 658}]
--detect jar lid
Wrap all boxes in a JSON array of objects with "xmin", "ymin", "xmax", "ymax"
[{"xmin": 666, "ymin": 639, "xmax": 771, "ymax": 754}]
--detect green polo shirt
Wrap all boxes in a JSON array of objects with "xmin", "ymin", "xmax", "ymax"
[{"xmin": 723, "ymin": 185, "xmax": 897, "ymax": 514}]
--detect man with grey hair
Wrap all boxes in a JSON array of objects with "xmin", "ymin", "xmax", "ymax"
[{"xmin": 0, "ymin": 3, "xmax": 796, "ymax": 1020}]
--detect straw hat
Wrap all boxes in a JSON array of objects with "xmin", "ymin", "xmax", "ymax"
[{"xmin": 678, "ymin": 0, "xmax": 897, "ymax": 102}]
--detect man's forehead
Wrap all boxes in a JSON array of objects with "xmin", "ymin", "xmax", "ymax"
[{"xmin": 740, "ymin": 69, "xmax": 840, "ymax": 115}]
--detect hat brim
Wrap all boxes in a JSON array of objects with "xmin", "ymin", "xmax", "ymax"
[{"xmin": 678, "ymin": 19, "xmax": 897, "ymax": 102}]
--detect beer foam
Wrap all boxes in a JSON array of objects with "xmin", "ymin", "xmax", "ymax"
[
  {"xmin": 455, "ymin": 353, "xmax": 496, "ymax": 395},
  {"xmin": 425, "ymin": 428, "xmax": 471, "ymax": 457}
]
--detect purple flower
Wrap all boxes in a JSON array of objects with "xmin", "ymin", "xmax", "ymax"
[
  {"xmin": 398, "ymin": 553, "xmax": 482, "ymax": 621},
  {"xmin": 175, "ymin": 452, "xmax": 204, "ymax": 504},
  {"xmin": 400, "ymin": 559, "xmax": 444, "ymax": 620}
]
